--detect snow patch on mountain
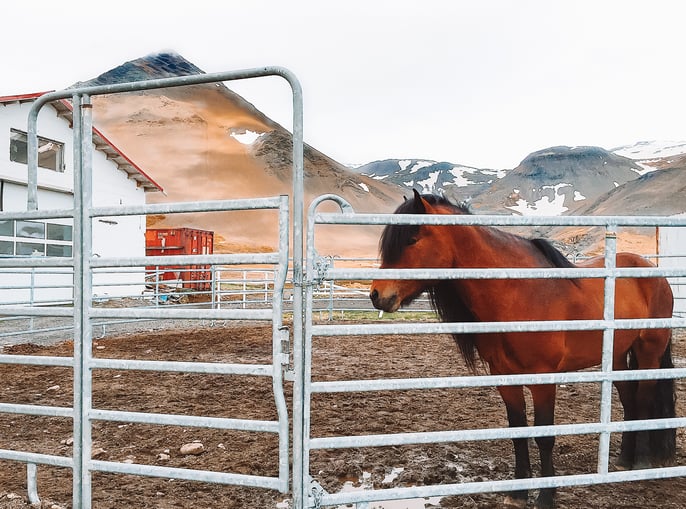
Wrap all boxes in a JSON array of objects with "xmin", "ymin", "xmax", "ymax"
[
  {"xmin": 507, "ymin": 183, "xmax": 571, "ymax": 216},
  {"xmin": 612, "ymin": 140, "xmax": 686, "ymax": 160},
  {"xmin": 449, "ymin": 166, "xmax": 478, "ymax": 187},
  {"xmin": 230, "ymin": 128, "xmax": 262, "ymax": 145},
  {"xmin": 408, "ymin": 161, "xmax": 433, "ymax": 173},
  {"xmin": 416, "ymin": 171, "xmax": 440, "ymax": 193}
]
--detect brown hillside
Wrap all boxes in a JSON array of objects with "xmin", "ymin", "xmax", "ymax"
[{"xmin": 91, "ymin": 83, "xmax": 404, "ymax": 258}]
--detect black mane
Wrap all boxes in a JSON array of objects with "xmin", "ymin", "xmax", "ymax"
[
  {"xmin": 530, "ymin": 238, "xmax": 576, "ymax": 269},
  {"xmin": 379, "ymin": 193, "xmax": 469, "ymax": 265}
]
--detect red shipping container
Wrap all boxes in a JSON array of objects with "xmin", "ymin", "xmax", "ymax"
[{"xmin": 145, "ymin": 228, "xmax": 214, "ymax": 290}]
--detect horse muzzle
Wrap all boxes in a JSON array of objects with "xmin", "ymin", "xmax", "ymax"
[{"xmin": 369, "ymin": 287, "xmax": 400, "ymax": 313}]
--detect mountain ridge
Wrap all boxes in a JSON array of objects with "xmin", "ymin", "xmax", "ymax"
[
  {"xmin": 76, "ymin": 50, "xmax": 686, "ymax": 257},
  {"xmin": 79, "ymin": 51, "xmax": 406, "ymax": 257}
]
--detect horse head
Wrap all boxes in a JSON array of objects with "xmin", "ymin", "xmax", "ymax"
[{"xmin": 369, "ymin": 189, "xmax": 460, "ymax": 312}]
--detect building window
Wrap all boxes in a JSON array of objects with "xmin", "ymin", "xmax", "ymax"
[
  {"xmin": 0, "ymin": 220, "xmax": 12, "ymax": 237},
  {"xmin": 10, "ymin": 129, "xmax": 65, "ymax": 172},
  {"xmin": 47, "ymin": 223, "xmax": 72, "ymax": 241},
  {"xmin": 0, "ymin": 240, "xmax": 12, "ymax": 255},
  {"xmin": 16, "ymin": 242, "xmax": 45, "ymax": 256},
  {"xmin": 0, "ymin": 220, "xmax": 72, "ymax": 257},
  {"xmin": 16, "ymin": 220, "xmax": 45, "ymax": 239}
]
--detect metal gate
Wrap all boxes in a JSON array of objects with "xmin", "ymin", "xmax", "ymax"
[
  {"xmin": 2, "ymin": 67, "xmax": 686, "ymax": 509},
  {"xmin": 0, "ymin": 68, "xmax": 300, "ymax": 509},
  {"xmin": 299, "ymin": 200, "xmax": 686, "ymax": 508}
]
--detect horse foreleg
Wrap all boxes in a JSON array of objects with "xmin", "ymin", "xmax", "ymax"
[
  {"xmin": 631, "ymin": 332, "xmax": 676, "ymax": 469},
  {"xmin": 498, "ymin": 385, "xmax": 531, "ymax": 508},
  {"xmin": 613, "ymin": 379, "xmax": 638, "ymax": 470},
  {"xmin": 530, "ymin": 383, "xmax": 557, "ymax": 509},
  {"xmin": 633, "ymin": 378, "xmax": 658, "ymax": 469}
]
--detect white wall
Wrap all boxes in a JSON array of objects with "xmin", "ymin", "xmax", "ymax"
[
  {"xmin": 0, "ymin": 99, "xmax": 149, "ymax": 302},
  {"xmin": 658, "ymin": 216, "xmax": 686, "ymax": 317}
]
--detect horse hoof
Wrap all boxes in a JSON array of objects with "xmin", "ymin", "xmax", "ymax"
[
  {"xmin": 503, "ymin": 495, "xmax": 528, "ymax": 508},
  {"xmin": 614, "ymin": 458, "xmax": 632, "ymax": 471}
]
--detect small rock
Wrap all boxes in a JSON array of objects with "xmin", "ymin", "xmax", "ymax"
[
  {"xmin": 91, "ymin": 447, "xmax": 107, "ymax": 458},
  {"xmin": 179, "ymin": 442, "xmax": 204, "ymax": 455},
  {"xmin": 157, "ymin": 453, "xmax": 170, "ymax": 461},
  {"xmin": 46, "ymin": 385, "xmax": 60, "ymax": 392}
]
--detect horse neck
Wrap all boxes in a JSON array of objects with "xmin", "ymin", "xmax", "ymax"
[{"xmin": 446, "ymin": 224, "xmax": 533, "ymax": 268}]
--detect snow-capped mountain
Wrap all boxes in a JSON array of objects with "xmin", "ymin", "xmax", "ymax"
[
  {"xmin": 469, "ymin": 146, "xmax": 644, "ymax": 215},
  {"xmin": 354, "ymin": 159, "xmax": 508, "ymax": 204},
  {"xmin": 356, "ymin": 143, "xmax": 686, "ymax": 217}
]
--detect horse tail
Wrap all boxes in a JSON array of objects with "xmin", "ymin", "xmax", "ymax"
[
  {"xmin": 630, "ymin": 333, "xmax": 677, "ymax": 464},
  {"xmin": 649, "ymin": 336, "xmax": 677, "ymax": 464}
]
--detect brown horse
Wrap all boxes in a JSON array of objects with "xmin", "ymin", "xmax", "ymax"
[{"xmin": 369, "ymin": 190, "xmax": 675, "ymax": 509}]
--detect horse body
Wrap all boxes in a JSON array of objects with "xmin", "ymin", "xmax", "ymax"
[{"xmin": 369, "ymin": 190, "xmax": 675, "ymax": 509}]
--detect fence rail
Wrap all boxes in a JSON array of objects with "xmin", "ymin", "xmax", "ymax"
[
  {"xmin": 297, "ymin": 196, "xmax": 686, "ymax": 508},
  {"xmin": 1, "ymin": 65, "xmax": 685, "ymax": 509}
]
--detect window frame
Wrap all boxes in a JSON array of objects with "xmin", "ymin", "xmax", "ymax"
[
  {"xmin": 0, "ymin": 219, "xmax": 73, "ymax": 258},
  {"xmin": 9, "ymin": 128, "xmax": 65, "ymax": 172}
]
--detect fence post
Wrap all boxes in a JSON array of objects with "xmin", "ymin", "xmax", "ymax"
[{"xmin": 597, "ymin": 226, "xmax": 618, "ymax": 474}]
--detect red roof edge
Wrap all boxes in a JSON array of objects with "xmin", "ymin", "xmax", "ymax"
[
  {"xmin": 92, "ymin": 125, "xmax": 165, "ymax": 193},
  {"xmin": 0, "ymin": 91, "xmax": 54, "ymax": 102},
  {"xmin": 55, "ymin": 99, "xmax": 164, "ymax": 193},
  {"xmin": 0, "ymin": 91, "xmax": 164, "ymax": 193}
]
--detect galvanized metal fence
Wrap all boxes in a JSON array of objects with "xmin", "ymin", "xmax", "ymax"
[
  {"xmin": 1, "ymin": 68, "xmax": 302, "ymax": 509},
  {"xmin": 299, "ymin": 200, "xmax": 686, "ymax": 508},
  {"xmin": 1, "ymin": 66, "xmax": 686, "ymax": 509}
]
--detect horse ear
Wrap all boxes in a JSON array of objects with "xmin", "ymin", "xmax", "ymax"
[{"xmin": 412, "ymin": 188, "xmax": 426, "ymax": 213}]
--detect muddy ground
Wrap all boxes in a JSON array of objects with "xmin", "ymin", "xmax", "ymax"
[{"xmin": 1, "ymin": 323, "xmax": 686, "ymax": 509}]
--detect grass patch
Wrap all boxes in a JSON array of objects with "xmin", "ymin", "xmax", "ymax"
[{"xmin": 311, "ymin": 309, "xmax": 437, "ymax": 322}]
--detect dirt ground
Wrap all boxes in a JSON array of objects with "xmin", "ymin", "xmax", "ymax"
[{"xmin": 1, "ymin": 323, "xmax": 686, "ymax": 509}]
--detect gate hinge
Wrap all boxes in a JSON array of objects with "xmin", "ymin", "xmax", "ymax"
[
  {"xmin": 312, "ymin": 254, "xmax": 332, "ymax": 286},
  {"xmin": 309, "ymin": 478, "xmax": 328, "ymax": 509}
]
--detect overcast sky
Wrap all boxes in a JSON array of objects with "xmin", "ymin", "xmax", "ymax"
[{"xmin": 3, "ymin": 0, "xmax": 685, "ymax": 169}]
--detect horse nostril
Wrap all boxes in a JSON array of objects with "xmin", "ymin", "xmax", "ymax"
[{"xmin": 370, "ymin": 289, "xmax": 378, "ymax": 302}]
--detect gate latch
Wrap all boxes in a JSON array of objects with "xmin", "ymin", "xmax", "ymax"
[
  {"xmin": 278, "ymin": 326, "xmax": 293, "ymax": 380},
  {"xmin": 312, "ymin": 254, "xmax": 332, "ymax": 286}
]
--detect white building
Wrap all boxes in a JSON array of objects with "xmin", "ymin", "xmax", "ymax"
[
  {"xmin": 0, "ymin": 92, "xmax": 163, "ymax": 303},
  {"xmin": 658, "ymin": 216, "xmax": 686, "ymax": 317}
]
